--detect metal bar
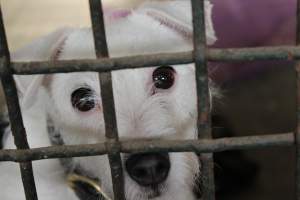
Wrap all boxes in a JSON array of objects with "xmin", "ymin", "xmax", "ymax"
[
  {"xmin": 9, "ymin": 46, "xmax": 300, "ymax": 75},
  {"xmin": 0, "ymin": 5, "xmax": 38, "ymax": 200},
  {"xmin": 295, "ymin": 0, "xmax": 300, "ymax": 198},
  {"xmin": 89, "ymin": 0, "xmax": 108, "ymax": 58},
  {"xmin": 0, "ymin": 1, "xmax": 297, "ymax": 199},
  {"xmin": 89, "ymin": 0, "xmax": 125, "ymax": 199},
  {"xmin": 191, "ymin": 0, "xmax": 215, "ymax": 199},
  {"xmin": 0, "ymin": 132, "xmax": 294, "ymax": 162}
]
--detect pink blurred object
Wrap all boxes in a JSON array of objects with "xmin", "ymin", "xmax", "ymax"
[
  {"xmin": 213, "ymin": 0, "xmax": 296, "ymax": 47},
  {"xmin": 210, "ymin": 0, "xmax": 297, "ymax": 84}
]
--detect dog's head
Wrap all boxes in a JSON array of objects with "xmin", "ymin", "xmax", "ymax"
[{"xmin": 13, "ymin": 1, "xmax": 216, "ymax": 199}]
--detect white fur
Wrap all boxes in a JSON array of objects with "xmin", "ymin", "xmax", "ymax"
[{"xmin": 0, "ymin": 1, "xmax": 216, "ymax": 199}]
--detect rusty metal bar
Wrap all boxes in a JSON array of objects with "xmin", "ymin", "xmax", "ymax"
[
  {"xmin": 89, "ymin": 0, "xmax": 125, "ymax": 199},
  {"xmin": 0, "ymin": 0, "xmax": 297, "ymax": 199},
  {"xmin": 9, "ymin": 46, "xmax": 300, "ymax": 75},
  {"xmin": 0, "ymin": 132, "xmax": 294, "ymax": 163},
  {"xmin": 0, "ymin": 5, "xmax": 38, "ymax": 200},
  {"xmin": 296, "ymin": 0, "xmax": 300, "ymax": 198},
  {"xmin": 191, "ymin": 0, "xmax": 215, "ymax": 199}
]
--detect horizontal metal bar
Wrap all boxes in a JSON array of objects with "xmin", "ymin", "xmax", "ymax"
[
  {"xmin": 9, "ymin": 46, "xmax": 300, "ymax": 75},
  {"xmin": 208, "ymin": 46, "xmax": 300, "ymax": 61},
  {"xmin": 11, "ymin": 51, "xmax": 193, "ymax": 74},
  {"xmin": 0, "ymin": 132, "xmax": 294, "ymax": 162}
]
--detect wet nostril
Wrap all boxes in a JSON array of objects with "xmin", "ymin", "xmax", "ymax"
[
  {"xmin": 156, "ymin": 163, "xmax": 165, "ymax": 174},
  {"xmin": 125, "ymin": 153, "xmax": 170, "ymax": 187},
  {"xmin": 133, "ymin": 167, "xmax": 148, "ymax": 178}
]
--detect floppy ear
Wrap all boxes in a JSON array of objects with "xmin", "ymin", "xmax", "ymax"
[
  {"xmin": 11, "ymin": 27, "xmax": 73, "ymax": 109},
  {"xmin": 136, "ymin": 0, "xmax": 217, "ymax": 45}
]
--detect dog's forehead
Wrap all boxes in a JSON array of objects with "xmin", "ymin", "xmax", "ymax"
[
  {"xmin": 58, "ymin": 12, "xmax": 192, "ymax": 60},
  {"xmin": 53, "ymin": 68, "xmax": 153, "ymax": 92},
  {"xmin": 55, "ymin": 72, "xmax": 98, "ymax": 86},
  {"xmin": 56, "ymin": 0, "xmax": 212, "ymax": 68}
]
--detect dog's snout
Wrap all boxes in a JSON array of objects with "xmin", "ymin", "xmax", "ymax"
[{"xmin": 125, "ymin": 153, "xmax": 170, "ymax": 187}]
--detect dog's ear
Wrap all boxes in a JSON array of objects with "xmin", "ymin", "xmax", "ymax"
[
  {"xmin": 12, "ymin": 28, "xmax": 73, "ymax": 109},
  {"xmin": 136, "ymin": 0, "xmax": 217, "ymax": 45}
]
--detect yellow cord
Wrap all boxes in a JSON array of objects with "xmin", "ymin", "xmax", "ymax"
[{"xmin": 67, "ymin": 173, "xmax": 112, "ymax": 200}]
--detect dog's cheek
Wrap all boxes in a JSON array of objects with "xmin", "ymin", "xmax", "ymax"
[
  {"xmin": 161, "ymin": 153, "xmax": 199, "ymax": 200},
  {"xmin": 168, "ymin": 65, "xmax": 197, "ymax": 139},
  {"xmin": 168, "ymin": 153, "xmax": 200, "ymax": 185}
]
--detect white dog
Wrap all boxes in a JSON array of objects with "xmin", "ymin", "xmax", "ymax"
[{"xmin": 0, "ymin": 1, "xmax": 216, "ymax": 199}]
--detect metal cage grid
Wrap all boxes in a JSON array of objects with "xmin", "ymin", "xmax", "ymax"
[{"xmin": 0, "ymin": 0, "xmax": 299, "ymax": 199}]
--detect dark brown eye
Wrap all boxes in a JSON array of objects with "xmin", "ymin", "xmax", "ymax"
[
  {"xmin": 152, "ymin": 66, "xmax": 175, "ymax": 89},
  {"xmin": 71, "ymin": 87, "xmax": 95, "ymax": 112}
]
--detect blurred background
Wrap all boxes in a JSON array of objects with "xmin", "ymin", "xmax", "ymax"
[
  {"xmin": 0, "ymin": 0, "xmax": 143, "ymax": 51},
  {"xmin": 0, "ymin": 0, "xmax": 297, "ymax": 200}
]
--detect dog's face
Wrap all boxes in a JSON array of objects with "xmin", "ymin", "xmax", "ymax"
[
  {"xmin": 13, "ymin": 1, "xmax": 216, "ymax": 199},
  {"xmin": 47, "ymin": 65, "xmax": 199, "ymax": 199},
  {"xmin": 46, "ymin": 28, "xmax": 200, "ymax": 199}
]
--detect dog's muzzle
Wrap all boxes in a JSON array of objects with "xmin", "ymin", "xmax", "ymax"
[{"xmin": 125, "ymin": 152, "xmax": 170, "ymax": 187}]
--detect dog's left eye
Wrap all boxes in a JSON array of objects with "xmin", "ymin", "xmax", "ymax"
[
  {"xmin": 152, "ymin": 66, "xmax": 175, "ymax": 89},
  {"xmin": 71, "ymin": 87, "xmax": 95, "ymax": 112}
]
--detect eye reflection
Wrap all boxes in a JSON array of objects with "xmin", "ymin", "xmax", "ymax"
[{"xmin": 71, "ymin": 87, "xmax": 95, "ymax": 112}]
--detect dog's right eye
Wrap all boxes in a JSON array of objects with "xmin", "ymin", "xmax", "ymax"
[
  {"xmin": 152, "ymin": 66, "xmax": 175, "ymax": 90},
  {"xmin": 71, "ymin": 87, "xmax": 95, "ymax": 112}
]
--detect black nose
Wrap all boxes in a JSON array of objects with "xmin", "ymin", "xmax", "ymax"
[{"xmin": 125, "ymin": 153, "xmax": 170, "ymax": 187}]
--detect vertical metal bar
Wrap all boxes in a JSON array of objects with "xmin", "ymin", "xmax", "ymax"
[
  {"xmin": 296, "ymin": 0, "xmax": 300, "ymax": 199},
  {"xmin": 191, "ymin": 0, "xmax": 215, "ymax": 199},
  {"xmin": 89, "ymin": 0, "xmax": 125, "ymax": 199},
  {"xmin": 0, "ymin": 5, "xmax": 38, "ymax": 200}
]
